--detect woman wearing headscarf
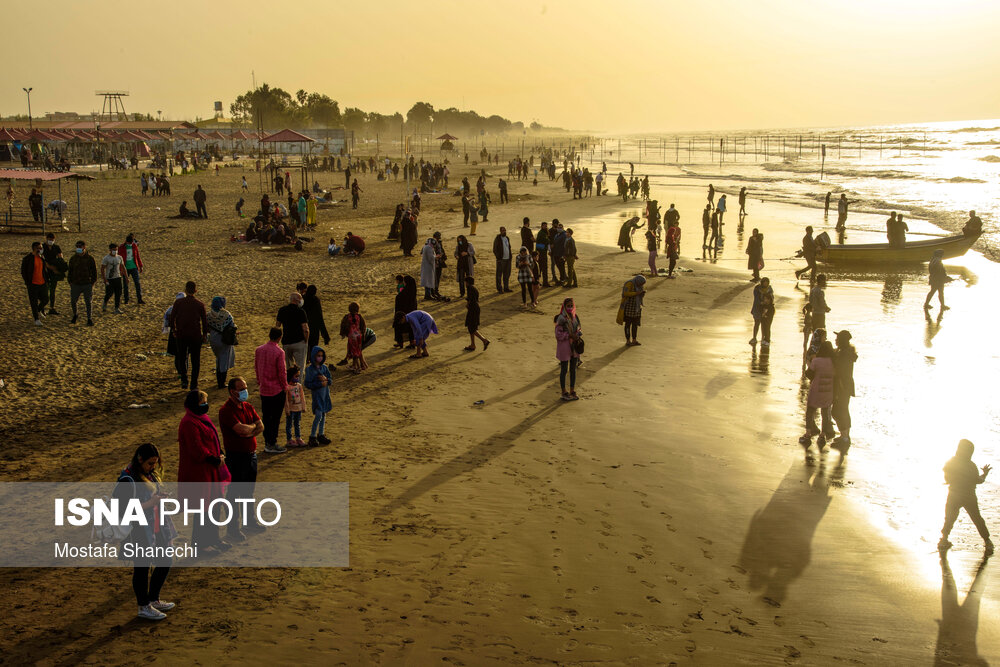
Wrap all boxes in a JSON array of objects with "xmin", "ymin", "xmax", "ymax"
[
  {"xmin": 206, "ymin": 296, "xmax": 237, "ymax": 389},
  {"xmin": 302, "ymin": 284, "xmax": 331, "ymax": 352},
  {"xmin": 388, "ymin": 203, "xmax": 404, "ymax": 240},
  {"xmin": 746, "ymin": 228, "xmax": 765, "ymax": 282},
  {"xmin": 464, "ymin": 276, "xmax": 490, "ymax": 351},
  {"xmin": 799, "ymin": 340, "xmax": 836, "ymax": 451},
  {"xmin": 163, "ymin": 291, "xmax": 186, "ymax": 357},
  {"xmin": 177, "ymin": 390, "xmax": 230, "ymax": 552},
  {"xmin": 455, "ymin": 235, "xmax": 476, "ymax": 298},
  {"xmin": 393, "ymin": 274, "xmax": 418, "ymax": 348},
  {"xmin": 555, "ymin": 298, "xmax": 582, "ymax": 401},
  {"xmin": 420, "ymin": 238, "xmax": 438, "ymax": 300},
  {"xmin": 114, "ymin": 443, "xmax": 175, "ymax": 621},
  {"xmin": 400, "ymin": 208, "xmax": 418, "ymax": 256},
  {"xmin": 515, "ymin": 246, "xmax": 535, "ymax": 308},
  {"xmin": 395, "ymin": 309, "xmax": 438, "ymax": 358},
  {"xmin": 749, "ymin": 277, "xmax": 774, "ymax": 347},
  {"xmin": 617, "ymin": 275, "xmax": 647, "ymax": 346}
]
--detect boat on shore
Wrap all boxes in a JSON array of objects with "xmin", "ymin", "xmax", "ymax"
[{"xmin": 817, "ymin": 232, "xmax": 980, "ymax": 265}]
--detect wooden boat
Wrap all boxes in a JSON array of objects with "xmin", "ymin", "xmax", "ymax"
[{"xmin": 816, "ymin": 232, "xmax": 980, "ymax": 265}]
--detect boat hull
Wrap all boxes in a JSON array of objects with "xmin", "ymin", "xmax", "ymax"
[{"xmin": 817, "ymin": 233, "xmax": 979, "ymax": 265}]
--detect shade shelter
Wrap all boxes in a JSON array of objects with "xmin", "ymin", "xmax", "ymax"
[
  {"xmin": 261, "ymin": 129, "xmax": 315, "ymax": 192},
  {"xmin": 1, "ymin": 169, "xmax": 93, "ymax": 233}
]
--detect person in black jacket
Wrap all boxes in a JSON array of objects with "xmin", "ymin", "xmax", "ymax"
[
  {"xmin": 520, "ymin": 217, "xmax": 534, "ymax": 254},
  {"xmin": 493, "ymin": 227, "xmax": 513, "ymax": 293},
  {"xmin": 42, "ymin": 232, "xmax": 65, "ymax": 315},
  {"xmin": 193, "ymin": 185, "xmax": 208, "ymax": 218},
  {"xmin": 67, "ymin": 239, "xmax": 98, "ymax": 325},
  {"xmin": 393, "ymin": 275, "xmax": 418, "ymax": 348},
  {"xmin": 21, "ymin": 241, "xmax": 50, "ymax": 325},
  {"xmin": 302, "ymin": 285, "xmax": 331, "ymax": 352}
]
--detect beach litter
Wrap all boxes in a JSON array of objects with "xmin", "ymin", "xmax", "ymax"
[{"xmin": 127, "ymin": 403, "xmax": 151, "ymax": 409}]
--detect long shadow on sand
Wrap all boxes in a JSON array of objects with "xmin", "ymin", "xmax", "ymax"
[
  {"xmin": 935, "ymin": 553, "xmax": 991, "ymax": 667},
  {"xmin": 738, "ymin": 460, "xmax": 834, "ymax": 605},
  {"xmin": 381, "ymin": 344, "xmax": 628, "ymax": 513}
]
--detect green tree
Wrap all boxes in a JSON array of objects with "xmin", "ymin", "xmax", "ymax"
[
  {"xmin": 304, "ymin": 93, "xmax": 341, "ymax": 128},
  {"xmin": 342, "ymin": 107, "xmax": 368, "ymax": 133},
  {"xmin": 406, "ymin": 101, "xmax": 434, "ymax": 128},
  {"xmin": 230, "ymin": 84, "xmax": 296, "ymax": 128}
]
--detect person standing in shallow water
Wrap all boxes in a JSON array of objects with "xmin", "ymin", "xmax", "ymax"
[
  {"xmin": 800, "ymin": 340, "xmax": 836, "ymax": 451},
  {"xmin": 746, "ymin": 228, "xmax": 764, "ymax": 282},
  {"xmin": 938, "ymin": 439, "xmax": 993, "ymax": 555},
  {"xmin": 924, "ymin": 249, "xmax": 951, "ymax": 310},
  {"xmin": 831, "ymin": 330, "xmax": 857, "ymax": 454},
  {"xmin": 749, "ymin": 277, "xmax": 774, "ymax": 348}
]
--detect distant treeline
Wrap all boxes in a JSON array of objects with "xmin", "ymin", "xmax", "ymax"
[{"xmin": 229, "ymin": 84, "xmax": 557, "ymax": 138}]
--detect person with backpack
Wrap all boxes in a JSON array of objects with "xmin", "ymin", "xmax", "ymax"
[
  {"xmin": 207, "ymin": 296, "xmax": 237, "ymax": 390},
  {"xmin": 114, "ymin": 443, "xmax": 176, "ymax": 621}
]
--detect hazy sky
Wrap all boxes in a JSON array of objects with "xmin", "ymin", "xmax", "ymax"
[{"xmin": 3, "ymin": 0, "xmax": 998, "ymax": 133}]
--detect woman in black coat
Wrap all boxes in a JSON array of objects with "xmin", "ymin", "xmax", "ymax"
[
  {"xmin": 302, "ymin": 284, "xmax": 331, "ymax": 351},
  {"xmin": 393, "ymin": 275, "xmax": 418, "ymax": 348},
  {"xmin": 400, "ymin": 210, "xmax": 418, "ymax": 256}
]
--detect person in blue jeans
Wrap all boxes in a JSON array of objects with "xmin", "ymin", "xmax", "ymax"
[
  {"xmin": 304, "ymin": 345, "xmax": 332, "ymax": 446},
  {"xmin": 119, "ymin": 233, "xmax": 145, "ymax": 305}
]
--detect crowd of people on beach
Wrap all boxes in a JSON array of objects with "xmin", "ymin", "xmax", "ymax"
[{"xmin": 14, "ymin": 145, "xmax": 996, "ymax": 624}]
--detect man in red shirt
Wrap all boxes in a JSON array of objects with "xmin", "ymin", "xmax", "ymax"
[
  {"xmin": 218, "ymin": 376, "xmax": 266, "ymax": 541},
  {"xmin": 254, "ymin": 327, "xmax": 288, "ymax": 454},
  {"xmin": 20, "ymin": 242, "xmax": 49, "ymax": 325}
]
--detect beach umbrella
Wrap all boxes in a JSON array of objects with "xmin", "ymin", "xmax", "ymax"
[{"xmin": 0, "ymin": 128, "xmax": 19, "ymax": 142}]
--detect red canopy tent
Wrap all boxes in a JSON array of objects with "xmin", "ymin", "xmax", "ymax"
[
  {"xmin": 205, "ymin": 130, "xmax": 226, "ymax": 141},
  {"xmin": 0, "ymin": 128, "xmax": 20, "ymax": 142},
  {"xmin": 0, "ymin": 169, "xmax": 93, "ymax": 233},
  {"xmin": 436, "ymin": 133, "xmax": 458, "ymax": 141},
  {"xmin": 261, "ymin": 129, "xmax": 315, "ymax": 143},
  {"xmin": 230, "ymin": 130, "xmax": 253, "ymax": 140}
]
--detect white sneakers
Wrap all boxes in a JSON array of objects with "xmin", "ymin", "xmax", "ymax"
[
  {"xmin": 137, "ymin": 600, "xmax": 175, "ymax": 620},
  {"xmin": 137, "ymin": 604, "xmax": 166, "ymax": 621},
  {"xmin": 34, "ymin": 320, "xmax": 42, "ymax": 326}
]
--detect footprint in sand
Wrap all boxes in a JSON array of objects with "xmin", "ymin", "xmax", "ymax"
[
  {"xmin": 552, "ymin": 566, "xmax": 562, "ymax": 576},
  {"xmin": 646, "ymin": 595, "xmax": 661, "ymax": 604},
  {"xmin": 685, "ymin": 640, "xmax": 697, "ymax": 653},
  {"xmin": 671, "ymin": 562, "xmax": 686, "ymax": 573},
  {"xmin": 640, "ymin": 580, "xmax": 656, "ymax": 589},
  {"xmin": 626, "ymin": 565, "xmax": 637, "ymax": 574},
  {"xmin": 731, "ymin": 564, "xmax": 748, "ymax": 575},
  {"xmin": 640, "ymin": 500, "xmax": 651, "ymax": 508},
  {"xmin": 697, "ymin": 536, "xmax": 713, "ymax": 546},
  {"xmin": 763, "ymin": 597, "xmax": 781, "ymax": 608},
  {"xmin": 774, "ymin": 616, "xmax": 785, "ymax": 627},
  {"xmin": 701, "ymin": 549, "xmax": 714, "ymax": 560}
]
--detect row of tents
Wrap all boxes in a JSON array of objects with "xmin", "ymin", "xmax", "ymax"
[{"xmin": 0, "ymin": 127, "xmax": 281, "ymax": 144}]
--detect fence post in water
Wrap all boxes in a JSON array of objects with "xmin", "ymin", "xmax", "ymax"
[
  {"xmin": 879, "ymin": 136, "xmax": 883, "ymax": 158},
  {"xmin": 675, "ymin": 137, "xmax": 679, "ymax": 163},
  {"xmin": 820, "ymin": 144, "xmax": 826, "ymax": 181},
  {"xmin": 719, "ymin": 138, "xmax": 724, "ymax": 167},
  {"xmin": 798, "ymin": 135, "xmax": 802, "ymax": 157}
]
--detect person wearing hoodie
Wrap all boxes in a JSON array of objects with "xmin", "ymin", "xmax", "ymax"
[
  {"xmin": 303, "ymin": 345, "xmax": 332, "ymax": 446},
  {"xmin": 799, "ymin": 340, "xmax": 836, "ymax": 451},
  {"xmin": 939, "ymin": 439, "xmax": 993, "ymax": 554}
]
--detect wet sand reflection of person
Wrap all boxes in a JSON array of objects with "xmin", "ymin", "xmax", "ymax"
[
  {"xmin": 935, "ymin": 554, "xmax": 990, "ymax": 667},
  {"xmin": 738, "ymin": 462, "xmax": 833, "ymax": 604}
]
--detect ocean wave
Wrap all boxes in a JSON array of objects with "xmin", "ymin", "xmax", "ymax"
[
  {"xmin": 965, "ymin": 140, "xmax": 1000, "ymax": 146},
  {"xmin": 978, "ymin": 155, "xmax": 1000, "ymax": 162},
  {"xmin": 949, "ymin": 126, "xmax": 1000, "ymax": 133},
  {"xmin": 940, "ymin": 176, "xmax": 986, "ymax": 183},
  {"xmin": 761, "ymin": 162, "xmax": 918, "ymax": 180}
]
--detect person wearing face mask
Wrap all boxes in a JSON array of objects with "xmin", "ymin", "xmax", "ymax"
[
  {"xmin": 118, "ymin": 233, "xmax": 144, "ymax": 306},
  {"xmin": 218, "ymin": 377, "xmax": 266, "ymax": 542},
  {"xmin": 67, "ymin": 240, "xmax": 97, "ymax": 326},
  {"xmin": 177, "ymin": 390, "xmax": 231, "ymax": 553},
  {"xmin": 101, "ymin": 243, "xmax": 126, "ymax": 314},
  {"xmin": 42, "ymin": 232, "xmax": 65, "ymax": 316},
  {"xmin": 20, "ymin": 241, "xmax": 50, "ymax": 325}
]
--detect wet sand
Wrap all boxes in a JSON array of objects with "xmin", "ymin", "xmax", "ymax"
[{"xmin": 0, "ymin": 159, "xmax": 997, "ymax": 664}]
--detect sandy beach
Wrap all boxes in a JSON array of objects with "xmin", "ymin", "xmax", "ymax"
[{"xmin": 0, "ymin": 157, "xmax": 997, "ymax": 665}]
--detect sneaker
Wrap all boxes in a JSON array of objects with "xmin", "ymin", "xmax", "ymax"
[
  {"xmin": 749, "ymin": 338, "xmax": 757, "ymax": 345},
  {"xmin": 38, "ymin": 311, "xmax": 45, "ymax": 319},
  {"xmin": 317, "ymin": 435, "xmax": 331, "ymax": 445},
  {"xmin": 137, "ymin": 604, "xmax": 166, "ymax": 621},
  {"xmin": 307, "ymin": 437, "xmax": 320, "ymax": 447},
  {"xmin": 987, "ymin": 539, "xmax": 995, "ymax": 555},
  {"xmin": 71, "ymin": 314, "xmax": 78, "ymax": 324},
  {"xmin": 34, "ymin": 319, "xmax": 42, "ymax": 326},
  {"xmin": 938, "ymin": 538, "xmax": 952, "ymax": 551},
  {"xmin": 150, "ymin": 600, "xmax": 175, "ymax": 611},
  {"xmin": 817, "ymin": 436, "xmax": 827, "ymax": 449},
  {"xmin": 87, "ymin": 319, "xmax": 94, "ymax": 326},
  {"xmin": 294, "ymin": 437, "xmax": 306, "ymax": 446},
  {"xmin": 48, "ymin": 309, "xmax": 59, "ymax": 315},
  {"xmin": 798, "ymin": 435, "xmax": 812, "ymax": 446},
  {"xmin": 264, "ymin": 444, "xmax": 288, "ymax": 454},
  {"xmin": 286, "ymin": 439, "xmax": 299, "ymax": 449}
]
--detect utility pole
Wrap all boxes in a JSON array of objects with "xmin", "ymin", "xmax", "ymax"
[{"xmin": 22, "ymin": 87, "xmax": 33, "ymax": 130}]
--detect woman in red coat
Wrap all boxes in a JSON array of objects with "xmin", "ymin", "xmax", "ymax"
[{"xmin": 177, "ymin": 390, "xmax": 230, "ymax": 552}]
